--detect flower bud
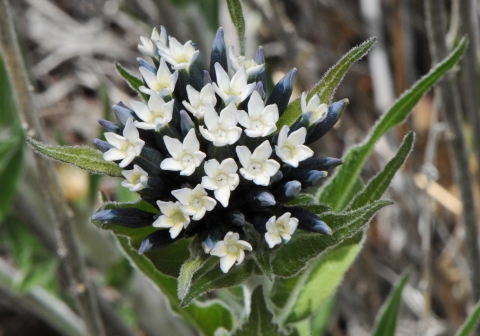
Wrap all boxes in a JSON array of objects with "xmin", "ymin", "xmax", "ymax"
[
  {"xmin": 269, "ymin": 170, "xmax": 283, "ymax": 185},
  {"xmin": 138, "ymin": 229, "xmax": 181, "ymax": 254},
  {"xmin": 203, "ymin": 70, "xmax": 212, "ymax": 85},
  {"xmin": 253, "ymin": 46, "xmax": 266, "ymax": 89},
  {"xmin": 297, "ymin": 157, "xmax": 343, "ymax": 170},
  {"xmin": 210, "ymin": 28, "xmax": 227, "ymax": 83},
  {"xmin": 288, "ymin": 169, "xmax": 328, "ymax": 188},
  {"xmin": 92, "ymin": 208, "xmax": 155, "ymax": 228},
  {"xmin": 230, "ymin": 211, "xmax": 246, "ymax": 226},
  {"xmin": 272, "ymin": 180, "xmax": 302, "ymax": 202},
  {"xmin": 113, "ymin": 102, "xmax": 136, "ymax": 126},
  {"xmin": 247, "ymin": 189, "xmax": 276, "ymax": 208},
  {"xmin": 137, "ymin": 57, "xmax": 157, "ymax": 74},
  {"xmin": 306, "ymin": 98, "xmax": 349, "ymax": 144},
  {"xmin": 93, "ymin": 138, "xmax": 113, "ymax": 152},
  {"xmin": 180, "ymin": 110, "xmax": 195, "ymax": 136},
  {"xmin": 285, "ymin": 206, "xmax": 332, "ymax": 235},
  {"xmin": 289, "ymin": 112, "xmax": 312, "ymax": 133},
  {"xmin": 266, "ymin": 68, "xmax": 297, "ymax": 116},
  {"xmin": 200, "ymin": 225, "xmax": 224, "ymax": 253},
  {"xmin": 99, "ymin": 119, "xmax": 121, "ymax": 133}
]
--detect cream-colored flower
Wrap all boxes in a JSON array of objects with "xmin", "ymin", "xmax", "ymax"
[{"xmin": 210, "ymin": 232, "xmax": 252, "ymax": 273}]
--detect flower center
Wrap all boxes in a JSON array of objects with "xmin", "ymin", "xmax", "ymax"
[
  {"xmin": 214, "ymin": 128, "xmax": 228, "ymax": 142},
  {"xmin": 181, "ymin": 154, "xmax": 193, "ymax": 167},
  {"xmin": 251, "ymin": 119, "xmax": 264, "ymax": 131},
  {"xmin": 227, "ymin": 244, "xmax": 238, "ymax": 254},
  {"xmin": 280, "ymin": 145, "xmax": 293, "ymax": 158},
  {"xmin": 215, "ymin": 173, "xmax": 228, "ymax": 186},
  {"xmin": 172, "ymin": 211, "xmax": 185, "ymax": 224},
  {"xmin": 272, "ymin": 222, "xmax": 286, "ymax": 235},
  {"xmin": 249, "ymin": 162, "xmax": 263, "ymax": 174},
  {"xmin": 192, "ymin": 198, "xmax": 203, "ymax": 209}
]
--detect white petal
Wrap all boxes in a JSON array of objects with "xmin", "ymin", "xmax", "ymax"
[
  {"xmin": 134, "ymin": 121, "xmax": 156, "ymax": 130},
  {"xmin": 160, "ymin": 158, "xmax": 183, "ymax": 171},
  {"xmin": 219, "ymin": 158, "xmax": 238, "ymax": 174},
  {"xmin": 277, "ymin": 125, "xmax": 289, "ymax": 146},
  {"xmin": 236, "ymin": 240, "xmax": 253, "ymax": 251},
  {"xmin": 203, "ymin": 105, "xmax": 220, "ymax": 130},
  {"xmin": 193, "ymin": 152, "xmax": 207, "ymax": 167},
  {"xmin": 172, "ymin": 188, "xmax": 193, "ymax": 205},
  {"xmin": 200, "ymin": 84, "xmax": 217, "ymax": 105},
  {"xmin": 225, "ymin": 232, "xmax": 239, "ymax": 244},
  {"xmin": 287, "ymin": 128, "xmax": 307, "ymax": 146},
  {"xmin": 236, "ymin": 110, "xmax": 251, "ymax": 128},
  {"xmin": 265, "ymin": 232, "xmax": 282, "ymax": 248},
  {"xmin": 219, "ymin": 254, "xmax": 237, "ymax": 273},
  {"xmin": 261, "ymin": 105, "xmax": 279, "ymax": 124},
  {"xmin": 183, "ymin": 129, "xmax": 200, "ymax": 152},
  {"xmin": 210, "ymin": 241, "xmax": 227, "ymax": 257},
  {"xmin": 307, "ymin": 94, "xmax": 321, "ymax": 112},
  {"xmin": 119, "ymin": 154, "xmax": 136, "ymax": 168},
  {"xmin": 236, "ymin": 249, "xmax": 245, "ymax": 264},
  {"xmin": 169, "ymin": 223, "xmax": 184, "ymax": 239},
  {"xmin": 180, "ymin": 164, "xmax": 196, "ymax": 176},
  {"xmin": 294, "ymin": 145, "xmax": 314, "ymax": 161},
  {"xmin": 263, "ymin": 160, "xmax": 281, "ymax": 176},
  {"xmin": 140, "ymin": 67, "xmax": 160, "ymax": 92},
  {"xmin": 214, "ymin": 63, "xmax": 231, "ymax": 92},
  {"xmin": 253, "ymin": 173, "xmax": 270, "ymax": 186},
  {"xmin": 239, "ymin": 83, "xmax": 255, "ymax": 102},
  {"xmin": 219, "ymin": 104, "xmax": 239, "ymax": 128},
  {"xmin": 157, "ymin": 201, "xmax": 177, "ymax": 216},
  {"xmin": 215, "ymin": 187, "xmax": 231, "ymax": 207},
  {"xmin": 104, "ymin": 132, "xmax": 125, "ymax": 149},
  {"xmin": 103, "ymin": 148, "xmax": 125, "ymax": 161},
  {"xmin": 152, "ymin": 215, "xmax": 173, "ymax": 228},
  {"xmin": 251, "ymin": 140, "xmax": 272, "ymax": 161},
  {"xmin": 202, "ymin": 196, "xmax": 217, "ymax": 211},
  {"xmin": 201, "ymin": 176, "xmax": 218, "ymax": 190},
  {"xmin": 192, "ymin": 207, "xmax": 207, "ymax": 221},
  {"xmin": 186, "ymin": 85, "xmax": 200, "ymax": 106},
  {"xmin": 226, "ymin": 127, "xmax": 242, "ymax": 145},
  {"xmin": 203, "ymin": 159, "xmax": 220, "ymax": 178},
  {"xmin": 199, "ymin": 126, "xmax": 216, "ymax": 142},
  {"xmin": 247, "ymin": 90, "xmax": 264, "ymax": 118},
  {"xmin": 163, "ymin": 136, "xmax": 183, "ymax": 159},
  {"xmin": 123, "ymin": 118, "xmax": 139, "ymax": 141},
  {"xmin": 236, "ymin": 146, "xmax": 252, "ymax": 168},
  {"xmin": 230, "ymin": 66, "xmax": 247, "ymax": 93},
  {"xmin": 131, "ymin": 101, "xmax": 152, "ymax": 123}
]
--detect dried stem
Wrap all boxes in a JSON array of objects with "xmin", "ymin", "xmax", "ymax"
[
  {"xmin": 424, "ymin": 0, "xmax": 480, "ymax": 301},
  {"xmin": 0, "ymin": 0, "xmax": 105, "ymax": 335}
]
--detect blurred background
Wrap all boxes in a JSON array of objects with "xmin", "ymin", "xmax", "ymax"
[{"xmin": 0, "ymin": 0, "xmax": 478, "ymax": 335}]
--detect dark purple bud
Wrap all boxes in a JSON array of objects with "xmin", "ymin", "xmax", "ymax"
[
  {"xmin": 93, "ymin": 138, "xmax": 113, "ymax": 152},
  {"xmin": 298, "ymin": 157, "xmax": 343, "ymax": 170},
  {"xmin": 247, "ymin": 189, "xmax": 276, "ymax": 208},
  {"xmin": 210, "ymin": 28, "xmax": 227, "ymax": 83},
  {"xmin": 286, "ymin": 207, "xmax": 332, "ymax": 235},
  {"xmin": 254, "ymin": 82, "xmax": 266, "ymax": 100},
  {"xmin": 269, "ymin": 170, "xmax": 283, "ymax": 185},
  {"xmin": 230, "ymin": 211, "xmax": 246, "ymax": 226},
  {"xmin": 180, "ymin": 110, "xmax": 195, "ymax": 136},
  {"xmin": 306, "ymin": 99, "xmax": 349, "ymax": 145},
  {"xmin": 252, "ymin": 212, "xmax": 271, "ymax": 234},
  {"xmin": 203, "ymin": 70, "xmax": 212, "ymax": 85},
  {"xmin": 289, "ymin": 112, "xmax": 312, "ymax": 133},
  {"xmin": 92, "ymin": 208, "xmax": 154, "ymax": 228},
  {"xmin": 288, "ymin": 169, "xmax": 328, "ymax": 188},
  {"xmin": 253, "ymin": 46, "xmax": 266, "ymax": 90},
  {"xmin": 113, "ymin": 102, "xmax": 136, "ymax": 126},
  {"xmin": 138, "ymin": 230, "xmax": 180, "ymax": 254},
  {"xmin": 132, "ymin": 146, "xmax": 163, "ymax": 175},
  {"xmin": 137, "ymin": 58, "xmax": 157, "ymax": 74},
  {"xmin": 200, "ymin": 225, "xmax": 223, "ymax": 253},
  {"xmin": 98, "ymin": 119, "xmax": 121, "ymax": 133},
  {"xmin": 272, "ymin": 180, "xmax": 302, "ymax": 202},
  {"xmin": 266, "ymin": 68, "xmax": 297, "ymax": 116}
]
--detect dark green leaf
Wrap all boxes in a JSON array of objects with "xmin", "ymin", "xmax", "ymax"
[
  {"xmin": 455, "ymin": 300, "xmax": 480, "ymax": 336},
  {"xmin": 320, "ymin": 38, "xmax": 467, "ymax": 211},
  {"xmin": 0, "ymin": 139, "xmax": 23, "ymax": 222},
  {"xmin": 271, "ymin": 200, "xmax": 391, "ymax": 277},
  {"xmin": 115, "ymin": 62, "xmax": 149, "ymax": 101},
  {"xmin": 226, "ymin": 0, "xmax": 246, "ymax": 55},
  {"xmin": 277, "ymin": 38, "xmax": 376, "ymax": 130},
  {"xmin": 27, "ymin": 137, "xmax": 123, "ymax": 177},
  {"xmin": 372, "ymin": 270, "xmax": 410, "ymax": 336},
  {"xmin": 347, "ymin": 132, "xmax": 415, "ymax": 210},
  {"xmin": 233, "ymin": 286, "xmax": 290, "ymax": 336}
]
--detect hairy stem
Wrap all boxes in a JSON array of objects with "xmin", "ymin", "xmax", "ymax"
[
  {"xmin": 424, "ymin": 0, "xmax": 480, "ymax": 301},
  {"xmin": 0, "ymin": 0, "xmax": 105, "ymax": 334}
]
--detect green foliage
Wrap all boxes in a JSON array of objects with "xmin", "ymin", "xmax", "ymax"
[
  {"xmin": 319, "ymin": 38, "xmax": 467, "ymax": 212},
  {"xmin": 226, "ymin": 0, "xmax": 246, "ymax": 55},
  {"xmin": 115, "ymin": 62, "xmax": 149, "ymax": 101},
  {"xmin": 455, "ymin": 300, "xmax": 480, "ymax": 336},
  {"xmin": 372, "ymin": 270, "xmax": 410, "ymax": 336},
  {"xmin": 277, "ymin": 37, "xmax": 377, "ymax": 130},
  {"xmin": 310, "ymin": 294, "xmax": 336, "ymax": 336},
  {"xmin": 233, "ymin": 286, "xmax": 290, "ymax": 336},
  {"xmin": 27, "ymin": 137, "xmax": 123, "ymax": 177}
]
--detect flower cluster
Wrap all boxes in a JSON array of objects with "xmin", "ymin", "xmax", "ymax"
[{"xmin": 93, "ymin": 26, "xmax": 348, "ymax": 273}]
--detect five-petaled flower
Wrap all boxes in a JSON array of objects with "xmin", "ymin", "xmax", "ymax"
[
  {"xmin": 157, "ymin": 36, "xmax": 200, "ymax": 71},
  {"xmin": 228, "ymin": 46, "xmax": 265, "ymax": 77},
  {"xmin": 236, "ymin": 90, "xmax": 279, "ymax": 137},
  {"xmin": 160, "ymin": 129, "xmax": 206, "ymax": 176},
  {"xmin": 121, "ymin": 165, "xmax": 148, "ymax": 192},
  {"xmin": 182, "ymin": 84, "xmax": 217, "ymax": 119},
  {"xmin": 172, "ymin": 185, "xmax": 217, "ymax": 221},
  {"xmin": 201, "ymin": 158, "xmax": 239, "ymax": 207},
  {"xmin": 103, "ymin": 118, "xmax": 145, "ymax": 168},
  {"xmin": 131, "ymin": 95, "xmax": 174, "ymax": 131},
  {"xmin": 236, "ymin": 140, "xmax": 280, "ymax": 186},
  {"xmin": 212, "ymin": 63, "xmax": 255, "ymax": 105},
  {"xmin": 199, "ymin": 104, "xmax": 242, "ymax": 147},
  {"xmin": 275, "ymin": 125, "xmax": 314, "ymax": 167},
  {"xmin": 265, "ymin": 213, "xmax": 299, "ymax": 248},
  {"xmin": 139, "ymin": 58, "xmax": 178, "ymax": 98},
  {"xmin": 300, "ymin": 92, "xmax": 328, "ymax": 123},
  {"xmin": 210, "ymin": 232, "xmax": 253, "ymax": 273},
  {"xmin": 153, "ymin": 201, "xmax": 190, "ymax": 238}
]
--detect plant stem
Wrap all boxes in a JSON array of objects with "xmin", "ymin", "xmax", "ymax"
[
  {"xmin": 424, "ymin": 0, "xmax": 480, "ymax": 301},
  {"xmin": 0, "ymin": 258, "xmax": 86, "ymax": 336},
  {"xmin": 0, "ymin": 0, "xmax": 105, "ymax": 335}
]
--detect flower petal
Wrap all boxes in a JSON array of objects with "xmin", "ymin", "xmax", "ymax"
[
  {"xmin": 235, "ymin": 146, "xmax": 252, "ymax": 168},
  {"xmin": 163, "ymin": 136, "xmax": 183, "ymax": 159},
  {"xmin": 219, "ymin": 254, "xmax": 237, "ymax": 273}
]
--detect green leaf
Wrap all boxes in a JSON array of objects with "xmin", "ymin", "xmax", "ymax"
[
  {"xmin": 455, "ymin": 300, "xmax": 480, "ymax": 336},
  {"xmin": 319, "ymin": 38, "xmax": 467, "ymax": 211},
  {"xmin": 117, "ymin": 236, "xmax": 233, "ymax": 336},
  {"xmin": 347, "ymin": 131, "xmax": 415, "ymax": 211},
  {"xmin": 27, "ymin": 137, "xmax": 123, "ymax": 177},
  {"xmin": 178, "ymin": 255, "xmax": 209, "ymax": 300},
  {"xmin": 233, "ymin": 286, "xmax": 289, "ymax": 336},
  {"xmin": 372, "ymin": 270, "xmax": 410, "ymax": 336},
  {"xmin": 226, "ymin": 0, "xmax": 246, "ymax": 55},
  {"xmin": 277, "ymin": 37, "xmax": 376, "ymax": 130},
  {"xmin": 115, "ymin": 62, "xmax": 149, "ymax": 101},
  {"xmin": 271, "ymin": 200, "xmax": 391, "ymax": 277},
  {"xmin": 310, "ymin": 294, "xmax": 336, "ymax": 336},
  {"xmin": 0, "ymin": 139, "xmax": 23, "ymax": 222}
]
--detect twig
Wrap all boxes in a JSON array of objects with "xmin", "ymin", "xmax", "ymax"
[
  {"xmin": 0, "ymin": 0, "xmax": 106, "ymax": 335},
  {"xmin": 0, "ymin": 259, "xmax": 86, "ymax": 336},
  {"xmin": 424, "ymin": 0, "xmax": 480, "ymax": 301}
]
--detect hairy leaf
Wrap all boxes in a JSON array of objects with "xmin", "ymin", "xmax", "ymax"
[
  {"xmin": 277, "ymin": 37, "xmax": 376, "ymax": 129},
  {"xmin": 226, "ymin": 0, "xmax": 246, "ymax": 55},
  {"xmin": 115, "ymin": 62, "xmax": 149, "ymax": 101},
  {"xmin": 27, "ymin": 137, "xmax": 123, "ymax": 177},
  {"xmin": 319, "ymin": 38, "xmax": 467, "ymax": 211},
  {"xmin": 372, "ymin": 270, "xmax": 410, "ymax": 336}
]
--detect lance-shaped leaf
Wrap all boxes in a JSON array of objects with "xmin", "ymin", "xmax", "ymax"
[
  {"xmin": 455, "ymin": 299, "xmax": 480, "ymax": 336},
  {"xmin": 115, "ymin": 62, "xmax": 149, "ymax": 101},
  {"xmin": 233, "ymin": 286, "xmax": 291, "ymax": 336},
  {"xmin": 271, "ymin": 199, "xmax": 391, "ymax": 277},
  {"xmin": 372, "ymin": 270, "xmax": 410, "ymax": 336},
  {"xmin": 116, "ymin": 236, "xmax": 233, "ymax": 336},
  {"xmin": 226, "ymin": 0, "xmax": 246, "ymax": 55},
  {"xmin": 319, "ymin": 37, "xmax": 467, "ymax": 211},
  {"xmin": 277, "ymin": 37, "xmax": 376, "ymax": 130},
  {"xmin": 27, "ymin": 137, "xmax": 123, "ymax": 177}
]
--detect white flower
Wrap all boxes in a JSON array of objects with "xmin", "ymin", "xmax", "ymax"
[
  {"xmin": 103, "ymin": 118, "xmax": 145, "ymax": 168},
  {"xmin": 275, "ymin": 126, "xmax": 313, "ymax": 167},
  {"xmin": 121, "ymin": 165, "xmax": 148, "ymax": 191},
  {"xmin": 131, "ymin": 95, "xmax": 174, "ymax": 131},
  {"xmin": 236, "ymin": 140, "xmax": 280, "ymax": 186},
  {"xmin": 157, "ymin": 36, "xmax": 199, "ymax": 71},
  {"xmin": 300, "ymin": 92, "xmax": 328, "ymax": 123},
  {"xmin": 139, "ymin": 58, "xmax": 178, "ymax": 98},
  {"xmin": 212, "ymin": 63, "xmax": 255, "ymax": 105},
  {"xmin": 153, "ymin": 201, "xmax": 190, "ymax": 239},
  {"xmin": 201, "ymin": 158, "xmax": 239, "ymax": 207},
  {"xmin": 199, "ymin": 104, "xmax": 242, "ymax": 147},
  {"xmin": 160, "ymin": 129, "xmax": 206, "ymax": 176},
  {"xmin": 236, "ymin": 90, "xmax": 279, "ymax": 137},
  {"xmin": 182, "ymin": 84, "xmax": 217, "ymax": 119},
  {"xmin": 138, "ymin": 27, "xmax": 166, "ymax": 57},
  {"xmin": 265, "ymin": 213, "xmax": 298, "ymax": 248},
  {"xmin": 210, "ymin": 232, "xmax": 252, "ymax": 273},
  {"xmin": 229, "ymin": 46, "xmax": 264, "ymax": 77},
  {"xmin": 172, "ymin": 185, "xmax": 217, "ymax": 220}
]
